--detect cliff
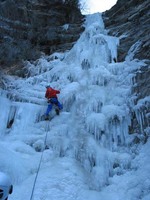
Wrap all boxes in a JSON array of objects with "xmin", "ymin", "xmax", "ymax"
[
  {"xmin": 103, "ymin": 0, "xmax": 150, "ymax": 138},
  {"xmin": 103, "ymin": 0, "xmax": 149, "ymax": 61},
  {"xmin": 0, "ymin": 0, "xmax": 84, "ymax": 71}
]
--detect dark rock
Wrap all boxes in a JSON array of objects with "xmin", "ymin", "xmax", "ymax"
[
  {"xmin": 0, "ymin": 0, "xmax": 84, "ymax": 72},
  {"xmin": 7, "ymin": 119, "xmax": 14, "ymax": 129},
  {"xmin": 133, "ymin": 64, "xmax": 150, "ymax": 100},
  {"xmin": 132, "ymin": 136, "xmax": 141, "ymax": 144},
  {"xmin": 103, "ymin": 0, "xmax": 150, "ymax": 61},
  {"xmin": 113, "ymin": 163, "xmax": 120, "ymax": 169}
]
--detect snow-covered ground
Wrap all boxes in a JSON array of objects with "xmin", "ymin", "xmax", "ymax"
[{"xmin": 0, "ymin": 13, "xmax": 150, "ymax": 200}]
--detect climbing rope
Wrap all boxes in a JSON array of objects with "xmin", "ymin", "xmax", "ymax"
[{"xmin": 29, "ymin": 123, "xmax": 49, "ymax": 200}]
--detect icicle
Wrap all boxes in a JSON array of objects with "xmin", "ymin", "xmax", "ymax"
[
  {"xmin": 81, "ymin": 59, "xmax": 91, "ymax": 70},
  {"xmin": 7, "ymin": 105, "xmax": 17, "ymax": 129},
  {"xmin": 86, "ymin": 113, "xmax": 106, "ymax": 141},
  {"xmin": 135, "ymin": 109, "xmax": 143, "ymax": 133},
  {"xmin": 0, "ymin": 96, "xmax": 11, "ymax": 135}
]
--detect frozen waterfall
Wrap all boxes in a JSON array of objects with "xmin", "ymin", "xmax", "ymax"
[{"xmin": 0, "ymin": 13, "xmax": 149, "ymax": 200}]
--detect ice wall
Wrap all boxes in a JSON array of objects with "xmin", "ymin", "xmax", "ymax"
[
  {"xmin": 0, "ymin": 91, "xmax": 11, "ymax": 135},
  {"xmin": 0, "ymin": 13, "xmax": 146, "ymax": 199}
]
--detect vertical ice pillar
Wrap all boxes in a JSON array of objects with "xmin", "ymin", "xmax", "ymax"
[{"xmin": 0, "ymin": 96, "xmax": 11, "ymax": 135}]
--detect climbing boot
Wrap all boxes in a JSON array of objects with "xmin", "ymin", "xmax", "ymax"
[{"xmin": 55, "ymin": 108, "xmax": 60, "ymax": 115}]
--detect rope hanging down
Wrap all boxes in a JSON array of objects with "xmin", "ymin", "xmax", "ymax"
[{"xmin": 30, "ymin": 123, "xmax": 49, "ymax": 200}]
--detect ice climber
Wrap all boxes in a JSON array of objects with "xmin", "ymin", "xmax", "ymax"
[
  {"xmin": 45, "ymin": 85, "xmax": 63, "ymax": 119},
  {"xmin": 0, "ymin": 172, "xmax": 13, "ymax": 200}
]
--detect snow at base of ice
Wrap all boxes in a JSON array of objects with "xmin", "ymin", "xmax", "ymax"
[{"xmin": 0, "ymin": 13, "xmax": 149, "ymax": 200}]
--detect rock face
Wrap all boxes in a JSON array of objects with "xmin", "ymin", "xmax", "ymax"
[
  {"xmin": 103, "ymin": 0, "xmax": 149, "ymax": 61},
  {"xmin": 103, "ymin": 0, "xmax": 150, "ymax": 137},
  {"xmin": 0, "ymin": 0, "xmax": 84, "ymax": 68}
]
